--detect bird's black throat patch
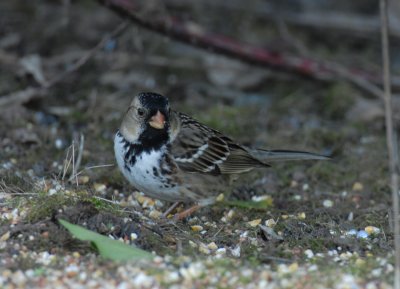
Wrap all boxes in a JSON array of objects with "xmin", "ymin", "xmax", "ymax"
[{"xmin": 118, "ymin": 128, "xmax": 169, "ymax": 171}]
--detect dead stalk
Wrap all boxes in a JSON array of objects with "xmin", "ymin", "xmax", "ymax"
[{"xmin": 380, "ymin": 0, "xmax": 400, "ymax": 287}]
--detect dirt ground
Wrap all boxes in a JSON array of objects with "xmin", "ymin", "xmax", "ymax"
[{"xmin": 0, "ymin": 1, "xmax": 398, "ymax": 288}]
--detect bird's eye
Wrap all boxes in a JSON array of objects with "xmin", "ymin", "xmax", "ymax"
[{"xmin": 137, "ymin": 108, "xmax": 145, "ymax": 117}]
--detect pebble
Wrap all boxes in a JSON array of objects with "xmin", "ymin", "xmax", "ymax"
[
  {"xmin": 230, "ymin": 245, "xmax": 241, "ymax": 258},
  {"xmin": 304, "ymin": 249, "xmax": 314, "ymax": 259},
  {"xmin": 207, "ymin": 242, "xmax": 218, "ymax": 250},
  {"xmin": 215, "ymin": 248, "xmax": 226, "ymax": 255},
  {"xmin": 265, "ymin": 219, "xmax": 276, "ymax": 227},
  {"xmin": 356, "ymin": 230, "xmax": 369, "ymax": 239},
  {"xmin": 199, "ymin": 244, "xmax": 211, "ymax": 255}
]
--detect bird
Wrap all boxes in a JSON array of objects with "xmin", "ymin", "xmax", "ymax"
[{"xmin": 114, "ymin": 92, "xmax": 329, "ymax": 219}]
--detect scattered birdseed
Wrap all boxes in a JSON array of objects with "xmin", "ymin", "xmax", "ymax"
[
  {"xmin": 148, "ymin": 210, "xmax": 162, "ymax": 219},
  {"xmin": 215, "ymin": 248, "xmax": 226, "ymax": 255},
  {"xmin": 188, "ymin": 240, "xmax": 198, "ymax": 248},
  {"xmin": 199, "ymin": 244, "xmax": 211, "ymax": 255},
  {"xmin": 352, "ymin": 182, "xmax": 363, "ymax": 191},
  {"xmin": 190, "ymin": 225, "xmax": 203, "ymax": 232},
  {"xmin": 302, "ymin": 183, "xmax": 309, "ymax": 191},
  {"xmin": 364, "ymin": 226, "xmax": 380, "ymax": 235},
  {"xmin": 216, "ymin": 193, "xmax": 224, "ymax": 202},
  {"xmin": 297, "ymin": 212, "xmax": 306, "ymax": 219},
  {"xmin": 231, "ymin": 245, "xmax": 241, "ymax": 258},
  {"xmin": 93, "ymin": 183, "xmax": 106, "ymax": 193},
  {"xmin": 322, "ymin": 199, "xmax": 333, "ymax": 208},
  {"xmin": 247, "ymin": 219, "xmax": 261, "ymax": 227},
  {"xmin": 293, "ymin": 194, "xmax": 301, "ymax": 200},
  {"xmin": 265, "ymin": 218, "xmax": 276, "ymax": 227},
  {"xmin": 78, "ymin": 175, "xmax": 90, "ymax": 184},
  {"xmin": 304, "ymin": 249, "xmax": 314, "ymax": 259},
  {"xmin": 207, "ymin": 242, "xmax": 218, "ymax": 250}
]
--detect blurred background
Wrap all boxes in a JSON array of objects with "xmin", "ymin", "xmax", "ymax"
[{"xmin": 1, "ymin": 0, "xmax": 399, "ymax": 211}]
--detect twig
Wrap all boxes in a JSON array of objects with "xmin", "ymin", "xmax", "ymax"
[
  {"xmin": 44, "ymin": 21, "xmax": 129, "ymax": 88},
  {"xmin": 68, "ymin": 134, "xmax": 85, "ymax": 185},
  {"xmin": 97, "ymin": 0, "xmax": 388, "ymax": 98},
  {"xmin": 0, "ymin": 87, "xmax": 47, "ymax": 107},
  {"xmin": 380, "ymin": 0, "xmax": 400, "ymax": 288},
  {"xmin": 164, "ymin": 0, "xmax": 400, "ymax": 39},
  {"xmin": 0, "ymin": 21, "xmax": 129, "ymax": 107}
]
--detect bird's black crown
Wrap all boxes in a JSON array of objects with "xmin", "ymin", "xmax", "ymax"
[{"xmin": 138, "ymin": 92, "xmax": 169, "ymax": 111}]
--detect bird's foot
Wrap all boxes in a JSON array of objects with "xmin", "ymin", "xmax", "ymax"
[{"xmin": 173, "ymin": 204, "xmax": 202, "ymax": 220}]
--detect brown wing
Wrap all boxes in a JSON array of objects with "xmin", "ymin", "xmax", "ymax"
[{"xmin": 170, "ymin": 112, "xmax": 269, "ymax": 175}]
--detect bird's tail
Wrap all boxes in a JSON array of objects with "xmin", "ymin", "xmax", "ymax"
[{"xmin": 250, "ymin": 149, "xmax": 330, "ymax": 162}]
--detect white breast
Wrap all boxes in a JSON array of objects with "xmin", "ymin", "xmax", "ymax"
[{"xmin": 114, "ymin": 132, "xmax": 184, "ymax": 201}]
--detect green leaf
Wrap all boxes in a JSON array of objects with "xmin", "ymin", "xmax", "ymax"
[
  {"xmin": 221, "ymin": 198, "xmax": 273, "ymax": 210},
  {"xmin": 59, "ymin": 219, "xmax": 153, "ymax": 261}
]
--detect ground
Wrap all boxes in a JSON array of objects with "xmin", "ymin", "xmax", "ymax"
[{"xmin": 0, "ymin": 1, "xmax": 397, "ymax": 288}]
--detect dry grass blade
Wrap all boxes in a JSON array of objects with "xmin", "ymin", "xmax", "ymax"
[{"xmin": 380, "ymin": 0, "xmax": 400, "ymax": 288}]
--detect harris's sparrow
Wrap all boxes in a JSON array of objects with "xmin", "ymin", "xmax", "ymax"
[{"xmin": 114, "ymin": 92, "xmax": 328, "ymax": 212}]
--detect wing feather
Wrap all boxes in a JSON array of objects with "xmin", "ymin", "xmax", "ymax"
[{"xmin": 171, "ymin": 112, "xmax": 269, "ymax": 175}]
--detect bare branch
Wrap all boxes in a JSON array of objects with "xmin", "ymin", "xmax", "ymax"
[
  {"xmin": 96, "ymin": 0, "xmax": 388, "ymax": 98},
  {"xmin": 380, "ymin": 0, "xmax": 400, "ymax": 288}
]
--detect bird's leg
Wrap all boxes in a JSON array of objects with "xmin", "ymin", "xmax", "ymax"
[
  {"xmin": 162, "ymin": 201, "xmax": 181, "ymax": 218},
  {"xmin": 173, "ymin": 204, "xmax": 202, "ymax": 220}
]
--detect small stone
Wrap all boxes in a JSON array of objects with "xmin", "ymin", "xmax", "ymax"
[
  {"xmin": 93, "ymin": 183, "xmax": 106, "ymax": 193},
  {"xmin": 364, "ymin": 226, "xmax": 380, "ymax": 235},
  {"xmin": 352, "ymin": 182, "xmax": 363, "ymax": 191},
  {"xmin": 148, "ymin": 210, "xmax": 162, "ymax": 219},
  {"xmin": 346, "ymin": 229, "xmax": 358, "ymax": 236},
  {"xmin": 304, "ymin": 249, "xmax": 314, "ymax": 258},
  {"xmin": 297, "ymin": 212, "xmax": 306, "ymax": 219},
  {"xmin": 78, "ymin": 175, "xmax": 90, "ymax": 184},
  {"xmin": 348, "ymin": 212, "xmax": 354, "ymax": 221},
  {"xmin": 356, "ymin": 230, "xmax": 369, "ymax": 239},
  {"xmin": 55, "ymin": 138, "xmax": 64, "ymax": 149},
  {"xmin": 302, "ymin": 183, "xmax": 309, "ymax": 191},
  {"xmin": 199, "ymin": 244, "xmax": 211, "ymax": 254},
  {"xmin": 247, "ymin": 218, "xmax": 261, "ymax": 227},
  {"xmin": 216, "ymin": 193, "xmax": 224, "ymax": 202},
  {"xmin": 322, "ymin": 199, "xmax": 333, "ymax": 208},
  {"xmin": 293, "ymin": 194, "xmax": 301, "ymax": 200},
  {"xmin": 72, "ymin": 252, "xmax": 80, "ymax": 258},
  {"xmin": 207, "ymin": 242, "xmax": 218, "ymax": 250},
  {"xmin": 191, "ymin": 225, "xmax": 203, "ymax": 232},
  {"xmin": 0, "ymin": 231, "xmax": 10, "ymax": 242},
  {"xmin": 281, "ymin": 215, "xmax": 289, "ymax": 219},
  {"xmin": 130, "ymin": 233, "xmax": 138, "ymax": 241},
  {"xmin": 231, "ymin": 245, "xmax": 241, "ymax": 258},
  {"xmin": 355, "ymin": 258, "xmax": 365, "ymax": 266},
  {"xmin": 189, "ymin": 240, "xmax": 198, "ymax": 248},
  {"xmin": 288, "ymin": 262, "xmax": 299, "ymax": 272},
  {"xmin": 215, "ymin": 248, "xmax": 226, "ymax": 255}
]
